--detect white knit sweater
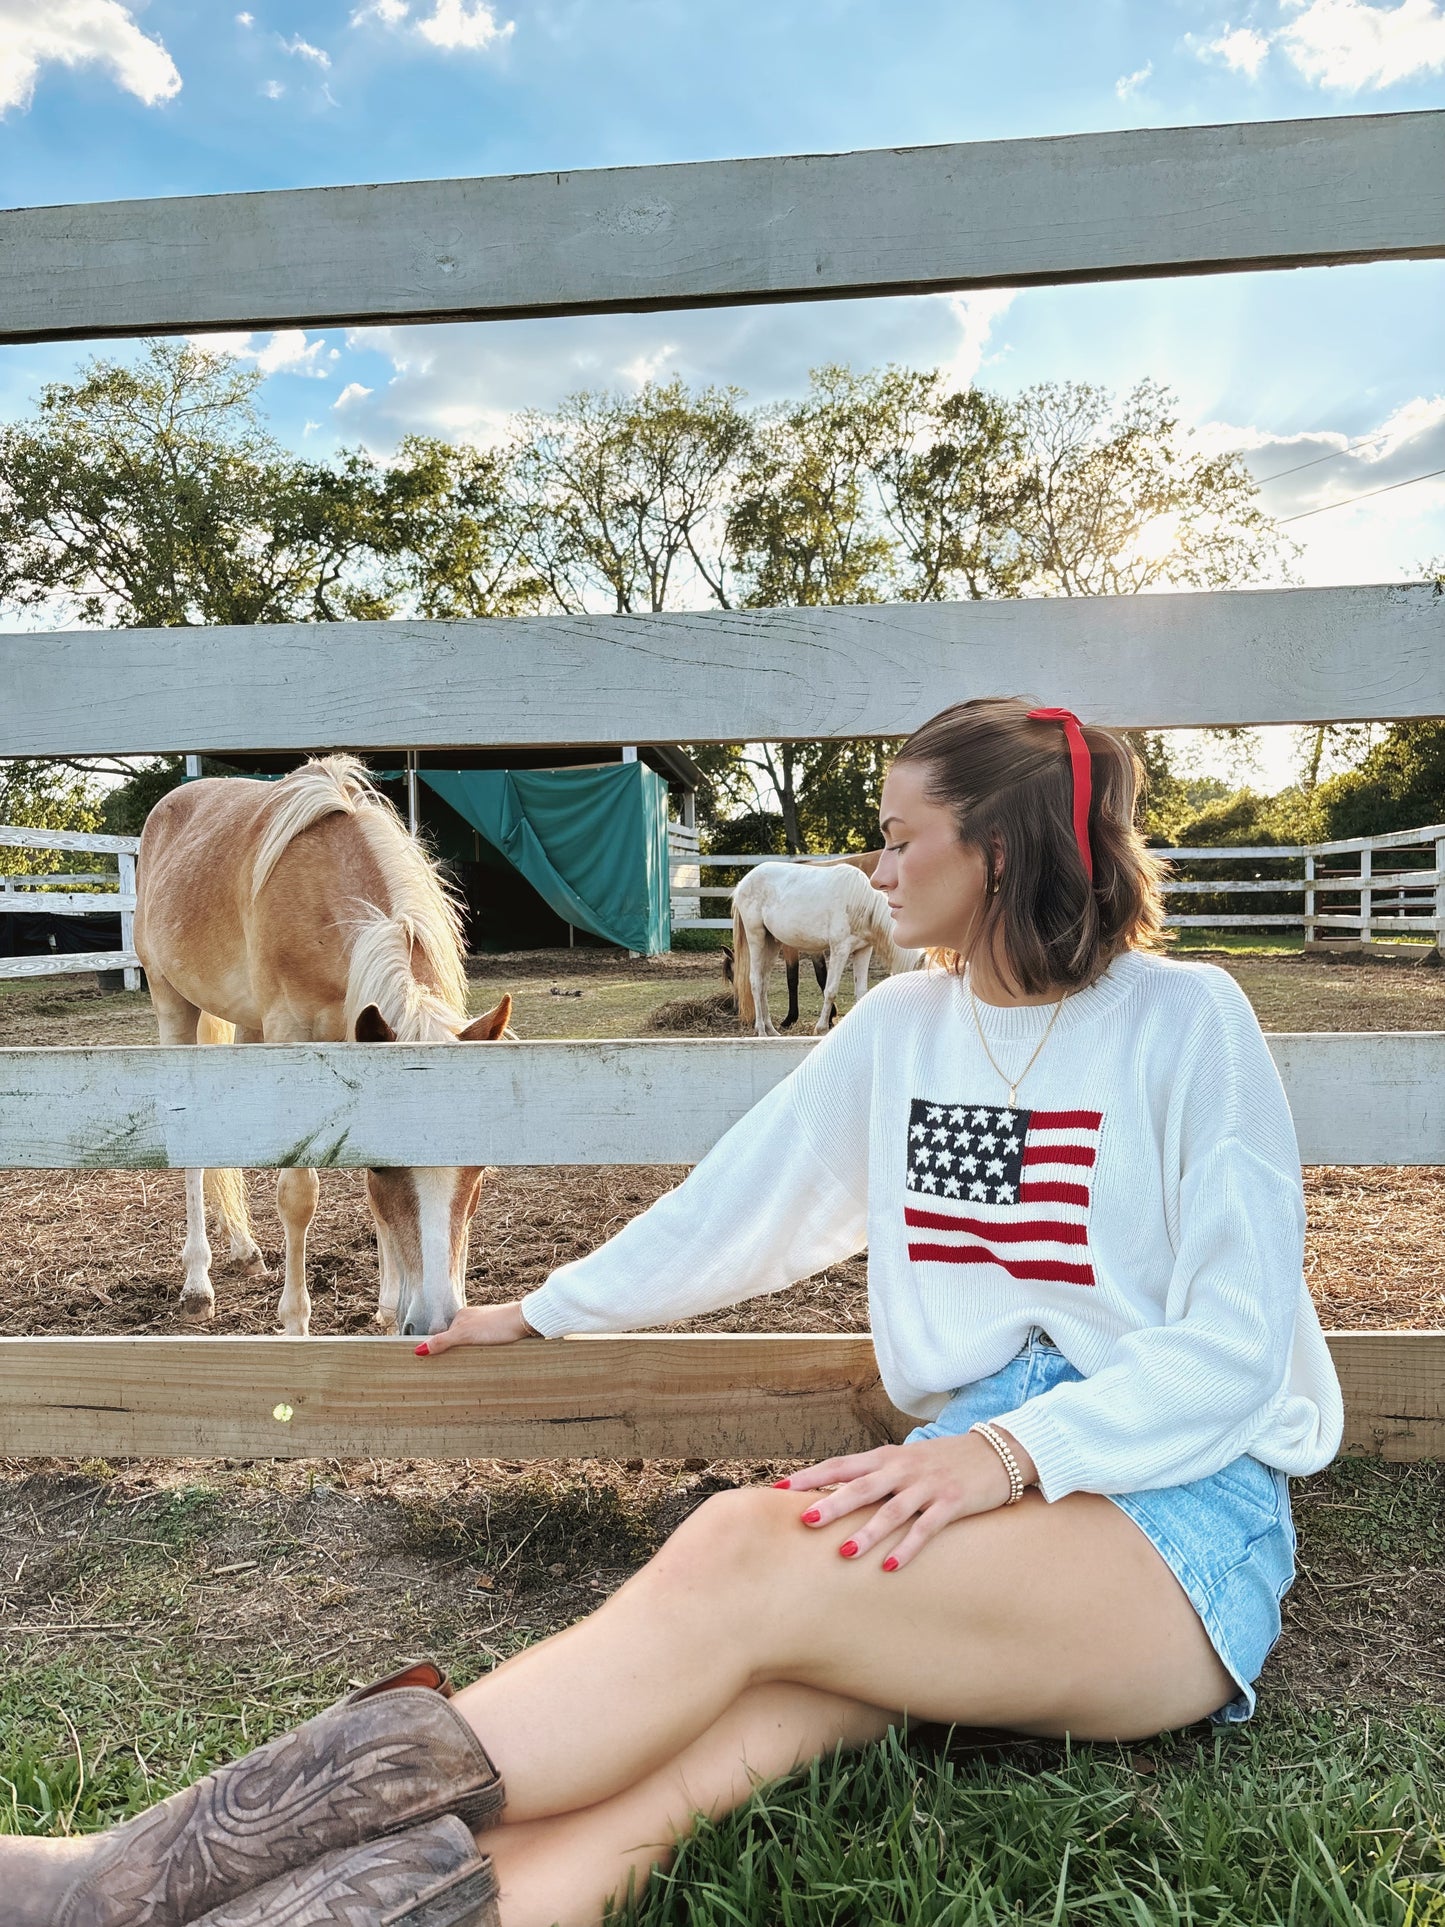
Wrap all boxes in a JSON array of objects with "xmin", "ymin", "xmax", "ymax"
[{"xmin": 521, "ymin": 950, "xmax": 1345, "ymax": 1502}]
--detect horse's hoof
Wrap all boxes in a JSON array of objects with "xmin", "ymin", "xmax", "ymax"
[
  {"xmin": 180, "ymin": 1290, "xmax": 217, "ymax": 1322},
  {"xmin": 237, "ymin": 1247, "xmax": 269, "ymax": 1278}
]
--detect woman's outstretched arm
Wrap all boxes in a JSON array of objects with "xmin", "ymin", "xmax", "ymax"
[{"xmin": 426, "ymin": 989, "xmax": 881, "ymax": 1350}]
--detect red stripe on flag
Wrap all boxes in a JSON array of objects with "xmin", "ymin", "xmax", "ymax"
[
  {"xmin": 904, "ymin": 1207, "xmax": 1088, "ymax": 1245},
  {"xmin": 1022, "ymin": 1143, "xmax": 1096, "ymax": 1169},
  {"xmin": 907, "ymin": 1243, "xmax": 1096, "ymax": 1286},
  {"xmin": 1029, "ymin": 1109, "xmax": 1103, "ymax": 1129},
  {"xmin": 1019, "ymin": 1181, "xmax": 1090, "ymax": 1207}
]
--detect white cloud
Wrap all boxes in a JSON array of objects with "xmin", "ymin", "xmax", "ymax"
[
  {"xmin": 934, "ymin": 290, "xmax": 1015, "ymax": 393},
  {"xmin": 334, "ymin": 381, "xmax": 375, "ymax": 408},
  {"xmin": 415, "ymin": 0, "xmax": 513, "ymax": 49},
  {"xmin": 280, "ymin": 34, "xmax": 330, "ymax": 66},
  {"xmin": 351, "ymin": 0, "xmax": 513, "ymax": 50},
  {"xmin": 1203, "ymin": 25, "xmax": 1272, "ymax": 75},
  {"xmin": 0, "ymin": 0, "xmax": 181, "ymax": 115},
  {"xmin": 619, "ymin": 343, "xmax": 680, "ymax": 389},
  {"xmin": 189, "ymin": 329, "xmax": 329, "ymax": 376},
  {"xmin": 262, "ymin": 76, "xmax": 284, "ymax": 96},
  {"xmin": 236, "ymin": 10, "xmax": 253, "ymax": 24},
  {"xmin": 1277, "ymin": 0, "xmax": 1445, "ymax": 90},
  {"xmin": 1115, "ymin": 60, "xmax": 1152, "ymax": 98},
  {"xmin": 1193, "ymin": 397, "xmax": 1445, "ymax": 589}
]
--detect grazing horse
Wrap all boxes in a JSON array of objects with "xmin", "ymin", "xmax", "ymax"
[
  {"xmin": 722, "ymin": 852, "xmax": 884, "ymax": 1030},
  {"xmin": 730, "ymin": 857, "xmax": 922, "ymax": 1037},
  {"xmin": 134, "ymin": 757, "xmax": 513, "ymax": 1338}
]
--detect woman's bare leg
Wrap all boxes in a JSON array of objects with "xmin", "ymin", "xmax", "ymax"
[
  {"xmin": 489, "ymin": 1682, "xmax": 894, "ymax": 1927},
  {"xmin": 450, "ymin": 1484, "xmax": 1236, "ymax": 1824}
]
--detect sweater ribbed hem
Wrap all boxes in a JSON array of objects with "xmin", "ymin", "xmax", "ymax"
[{"xmin": 517, "ymin": 1286, "xmax": 572, "ymax": 1339}]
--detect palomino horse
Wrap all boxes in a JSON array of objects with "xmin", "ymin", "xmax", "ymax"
[
  {"xmin": 134, "ymin": 757, "xmax": 513, "ymax": 1338},
  {"xmin": 730, "ymin": 856, "xmax": 922, "ymax": 1037},
  {"xmin": 723, "ymin": 851, "xmax": 883, "ymax": 1030}
]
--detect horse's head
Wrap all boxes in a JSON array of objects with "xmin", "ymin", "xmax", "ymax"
[{"xmin": 353, "ymin": 994, "xmax": 513, "ymax": 1338}]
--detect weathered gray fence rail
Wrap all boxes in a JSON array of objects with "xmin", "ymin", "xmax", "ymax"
[
  {"xmin": 4, "ymin": 584, "xmax": 1442, "ymax": 757},
  {"xmin": 0, "ymin": 1032, "xmax": 1440, "ymax": 1170},
  {"xmin": 3, "ymin": 112, "xmax": 1440, "ymax": 346}
]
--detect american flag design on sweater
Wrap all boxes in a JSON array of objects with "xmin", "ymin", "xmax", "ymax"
[{"xmin": 904, "ymin": 1098, "xmax": 1103, "ymax": 1288}]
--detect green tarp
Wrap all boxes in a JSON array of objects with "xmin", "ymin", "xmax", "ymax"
[{"xmin": 420, "ymin": 764, "xmax": 671, "ymax": 955}]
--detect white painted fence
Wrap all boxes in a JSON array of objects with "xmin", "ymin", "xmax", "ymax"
[
  {"xmin": 0, "ymin": 108, "xmax": 1440, "ymax": 1461},
  {"xmin": 0, "ymin": 826, "xmax": 140, "ymax": 989},
  {"xmin": 670, "ymin": 822, "xmax": 1445, "ymax": 945}
]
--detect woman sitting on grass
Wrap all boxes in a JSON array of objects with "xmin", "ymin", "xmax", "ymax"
[{"xmin": 10, "ymin": 696, "xmax": 1344, "ymax": 1927}]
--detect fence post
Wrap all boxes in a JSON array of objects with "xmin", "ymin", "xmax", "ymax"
[
  {"xmin": 1435, "ymin": 837, "xmax": 1445, "ymax": 960},
  {"xmin": 118, "ymin": 851, "xmax": 140, "ymax": 990},
  {"xmin": 1303, "ymin": 853, "xmax": 1315, "ymax": 949},
  {"xmin": 1359, "ymin": 846, "xmax": 1372, "ymax": 945}
]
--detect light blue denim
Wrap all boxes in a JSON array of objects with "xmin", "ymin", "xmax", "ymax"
[{"xmin": 903, "ymin": 1327, "xmax": 1297, "ymax": 1725}]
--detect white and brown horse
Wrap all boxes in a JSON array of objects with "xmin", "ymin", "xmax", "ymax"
[
  {"xmin": 134, "ymin": 757, "xmax": 512, "ymax": 1337},
  {"xmin": 723, "ymin": 852, "xmax": 884, "ymax": 1030},
  {"xmin": 730, "ymin": 854, "xmax": 922, "ymax": 1037}
]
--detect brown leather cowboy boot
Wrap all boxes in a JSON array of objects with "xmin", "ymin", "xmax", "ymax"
[
  {"xmin": 184, "ymin": 1815, "xmax": 500, "ymax": 1927},
  {"xmin": 0, "ymin": 1662, "xmax": 504, "ymax": 1927}
]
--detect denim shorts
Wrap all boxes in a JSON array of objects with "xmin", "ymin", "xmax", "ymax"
[{"xmin": 903, "ymin": 1328, "xmax": 1297, "ymax": 1725}]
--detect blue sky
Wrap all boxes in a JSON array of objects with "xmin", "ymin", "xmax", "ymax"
[{"xmin": 2, "ymin": 0, "xmax": 1444, "ymax": 788}]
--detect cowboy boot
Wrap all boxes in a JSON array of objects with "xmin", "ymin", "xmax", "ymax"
[
  {"xmin": 0, "ymin": 1661, "xmax": 505, "ymax": 1927},
  {"xmin": 184, "ymin": 1815, "xmax": 499, "ymax": 1927}
]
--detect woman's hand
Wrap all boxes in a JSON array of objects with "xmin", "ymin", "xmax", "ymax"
[
  {"xmin": 414, "ymin": 1302, "xmax": 538, "ymax": 1355},
  {"xmin": 774, "ymin": 1428, "xmax": 1038, "ymax": 1573}
]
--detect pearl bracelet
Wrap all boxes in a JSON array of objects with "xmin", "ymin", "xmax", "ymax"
[{"xmin": 969, "ymin": 1421, "xmax": 1026, "ymax": 1505}]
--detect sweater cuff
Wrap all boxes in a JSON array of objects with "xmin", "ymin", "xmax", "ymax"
[
  {"xmin": 984, "ymin": 1399, "xmax": 1088, "ymax": 1505},
  {"xmin": 518, "ymin": 1285, "xmax": 571, "ymax": 1339}
]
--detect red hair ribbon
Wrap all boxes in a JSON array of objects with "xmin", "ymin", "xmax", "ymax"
[{"xmin": 1026, "ymin": 707, "xmax": 1094, "ymax": 883}]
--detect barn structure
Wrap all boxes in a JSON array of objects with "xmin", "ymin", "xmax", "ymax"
[{"xmin": 180, "ymin": 743, "xmax": 701, "ymax": 954}]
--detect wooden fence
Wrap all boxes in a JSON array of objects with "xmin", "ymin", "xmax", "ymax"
[
  {"xmin": 1, "ymin": 109, "xmax": 1442, "ymax": 1463},
  {"xmin": 670, "ymin": 822, "xmax": 1445, "ymax": 945},
  {"xmin": 0, "ymin": 826, "xmax": 141, "ymax": 989}
]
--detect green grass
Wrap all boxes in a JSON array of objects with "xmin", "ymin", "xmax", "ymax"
[
  {"xmin": 6, "ymin": 1655, "xmax": 1439, "ymax": 1926},
  {"xmin": 626, "ymin": 1710, "xmax": 1445, "ymax": 1926}
]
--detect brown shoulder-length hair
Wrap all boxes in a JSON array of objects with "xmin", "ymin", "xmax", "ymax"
[{"xmin": 892, "ymin": 695, "xmax": 1171, "ymax": 995}]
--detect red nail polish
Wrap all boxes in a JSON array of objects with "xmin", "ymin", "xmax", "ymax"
[
  {"xmin": 882, "ymin": 1555, "xmax": 899, "ymax": 1573},
  {"xmin": 838, "ymin": 1539, "xmax": 858, "ymax": 1558},
  {"xmin": 801, "ymin": 1508, "xmax": 821, "ymax": 1525},
  {"xmin": 771, "ymin": 1478, "xmax": 791, "ymax": 1489},
  {"xmin": 414, "ymin": 1342, "xmax": 429, "ymax": 1355}
]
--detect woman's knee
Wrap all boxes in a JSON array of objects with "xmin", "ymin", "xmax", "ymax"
[{"xmin": 645, "ymin": 1486, "xmax": 799, "ymax": 1595}]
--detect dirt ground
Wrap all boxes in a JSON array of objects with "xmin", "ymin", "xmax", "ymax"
[{"xmin": 1, "ymin": 945, "xmax": 1442, "ymax": 1730}]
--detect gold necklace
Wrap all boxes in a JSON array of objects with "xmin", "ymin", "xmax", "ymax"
[{"xmin": 966, "ymin": 967, "xmax": 1072, "ymax": 1107}]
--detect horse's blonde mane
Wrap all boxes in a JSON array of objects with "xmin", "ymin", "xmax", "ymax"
[{"xmin": 251, "ymin": 755, "xmax": 470, "ymax": 1034}]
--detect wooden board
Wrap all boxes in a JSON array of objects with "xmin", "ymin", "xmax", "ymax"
[
  {"xmin": 3, "ymin": 584, "xmax": 1442, "ymax": 756},
  {"xmin": 0, "ymin": 951, "xmax": 141, "ymax": 980},
  {"xmin": 3, "ymin": 112, "xmax": 1441, "ymax": 345},
  {"xmin": 0, "ymin": 1331, "xmax": 1434, "ymax": 1463},
  {"xmin": 1333, "ymin": 1331, "xmax": 1445, "ymax": 1462},
  {"xmin": 0, "ymin": 828, "xmax": 139, "ymax": 853},
  {"xmin": 0, "ymin": 1033, "xmax": 1441, "ymax": 1169},
  {"xmin": 0, "ymin": 894, "xmax": 134, "ymax": 916},
  {"xmin": 0, "ymin": 1334, "xmax": 905, "ymax": 1461}
]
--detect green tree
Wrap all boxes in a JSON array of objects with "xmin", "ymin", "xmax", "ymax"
[
  {"xmin": 0, "ymin": 340, "xmax": 395, "ymax": 627},
  {"xmin": 0, "ymin": 760, "xmax": 103, "ymax": 875},
  {"xmin": 1008, "ymin": 379, "xmax": 1296, "ymax": 597},
  {"xmin": 512, "ymin": 378, "xmax": 753, "ymax": 614}
]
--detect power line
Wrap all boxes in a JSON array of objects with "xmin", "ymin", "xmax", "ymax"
[
  {"xmin": 1277, "ymin": 464, "xmax": 1445, "ymax": 524},
  {"xmin": 1251, "ymin": 427, "xmax": 1393, "ymax": 487}
]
